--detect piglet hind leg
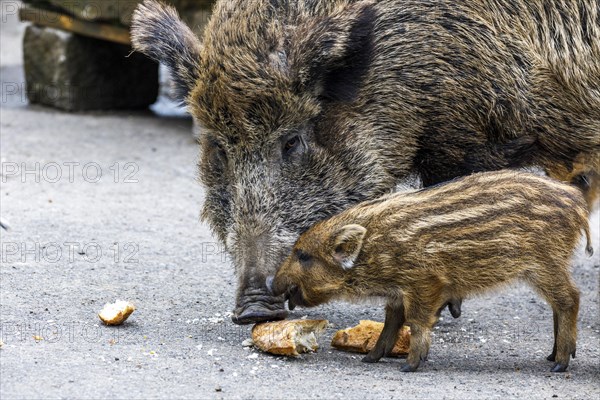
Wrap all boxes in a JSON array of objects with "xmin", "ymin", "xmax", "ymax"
[
  {"xmin": 401, "ymin": 297, "xmax": 438, "ymax": 372},
  {"xmin": 401, "ymin": 323, "xmax": 431, "ymax": 372},
  {"xmin": 362, "ymin": 302, "xmax": 405, "ymax": 363},
  {"xmin": 530, "ymin": 268, "xmax": 580, "ymax": 372},
  {"xmin": 551, "ymin": 292, "xmax": 579, "ymax": 373}
]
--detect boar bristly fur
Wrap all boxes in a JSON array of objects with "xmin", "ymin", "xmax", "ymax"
[
  {"xmin": 270, "ymin": 171, "xmax": 592, "ymax": 372},
  {"xmin": 132, "ymin": 0, "xmax": 599, "ymax": 324}
]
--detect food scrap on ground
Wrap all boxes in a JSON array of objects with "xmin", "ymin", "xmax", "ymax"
[
  {"xmin": 331, "ymin": 320, "xmax": 410, "ymax": 356},
  {"xmin": 251, "ymin": 319, "xmax": 328, "ymax": 357},
  {"xmin": 98, "ymin": 300, "xmax": 136, "ymax": 326}
]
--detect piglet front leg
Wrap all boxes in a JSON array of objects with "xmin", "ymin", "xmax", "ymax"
[{"xmin": 362, "ymin": 302, "xmax": 405, "ymax": 363}]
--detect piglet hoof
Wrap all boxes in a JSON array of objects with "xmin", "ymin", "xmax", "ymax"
[
  {"xmin": 401, "ymin": 363, "xmax": 418, "ymax": 373},
  {"xmin": 551, "ymin": 363, "xmax": 568, "ymax": 373}
]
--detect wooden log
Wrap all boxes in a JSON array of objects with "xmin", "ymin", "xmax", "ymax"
[{"xmin": 19, "ymin": 6, "xmax": 131, "ymax": 45}]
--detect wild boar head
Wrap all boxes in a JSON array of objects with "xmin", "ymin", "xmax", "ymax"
[{"xmin": 131, "ymin": 0, "xmax": 391, "ymax": 324}]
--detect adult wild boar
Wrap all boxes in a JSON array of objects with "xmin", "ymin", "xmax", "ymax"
[{"xmin": 131, "ymin": 0, "xmax": 600, "ymax": 324}]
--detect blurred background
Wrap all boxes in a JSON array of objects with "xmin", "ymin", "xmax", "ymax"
[{"xmin": 2, "ymin": 0, "xmax": 216, "ymax": 114}]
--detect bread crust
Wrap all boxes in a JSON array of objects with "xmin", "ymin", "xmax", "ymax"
[
  {"xmin": 98, "ymin": 300, "xmax": 136, "ymax": 326},
  {"xmin": 252, "ymin": 319, "xmax": 328, "ymax": 356},
  {"xmin": 331, "ymin": 320, "xmax": 410, "ymax": 356}
]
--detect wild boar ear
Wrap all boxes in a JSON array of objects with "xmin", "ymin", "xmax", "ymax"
[
  {"xmin": 332, "ymin": 224, "xmax": 367, "ymax": 270},
  {"xmin": 289, "ymin": 1, "xmax": 376, "ymax": 102},
  {"xmin": 131, "ymin": 0, "xmax": 202, "ymax": 102}
]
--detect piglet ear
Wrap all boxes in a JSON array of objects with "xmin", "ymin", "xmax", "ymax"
[
  {"xmin": 288, "ymin": 1, "xmax": 377, "ymax": 102},
  {"xmin": 332, "ymin": 224, "xmax": 367, "ymax": 269},
  {"xmin": 130, "ymin": 0, "xmax": 203, "ymax": 102}
]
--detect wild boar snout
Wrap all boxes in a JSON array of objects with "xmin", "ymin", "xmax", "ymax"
[
  {"xmin": 265, "ymin": 275, "xmax": 275, "ymax": 295},
  {"xmin": 229, "ymin": 229, "xmax": 291, "ymax": 324}
]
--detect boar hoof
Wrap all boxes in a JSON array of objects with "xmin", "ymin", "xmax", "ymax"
[
  {"xmin": 401, "ymin": 363, "xmax": 418, "ymax": 373},
  {"xmin": 546, "ymin": 353, "xmax": 556, "ymax": 362},
  {"xmin": 550, "ymin": 363, "xmax": 568, "ymax": 373},
  {"xmin": 362, "ymin": 355, "xmax": 381, "ymax": 363}
]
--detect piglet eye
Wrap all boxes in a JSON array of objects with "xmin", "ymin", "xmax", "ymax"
[{"xmin": 295, "ymin": 249, "xmax": 312, "ymax": 265}]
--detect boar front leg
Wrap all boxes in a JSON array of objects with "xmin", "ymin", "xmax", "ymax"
[{"xmin": 362, "ymin": 302, "xmax": 405, "ymax": 363}]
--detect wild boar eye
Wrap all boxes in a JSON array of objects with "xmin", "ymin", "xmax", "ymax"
[
  {"xmin": 282, "ymin": 134, "xmax": 309, "ymax": 160},
  {"xmin": 284, "ymin": 136, "xmax": 300, "ymax": 154}
]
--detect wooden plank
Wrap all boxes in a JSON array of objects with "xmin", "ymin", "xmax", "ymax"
[{"xmin": 19, "ymin": 6, "xmax": 131, "ymax": 45}]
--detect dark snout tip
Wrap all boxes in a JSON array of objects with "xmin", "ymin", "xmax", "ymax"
[
  {"xmin": 265, "ymin": 276, "xmax": 275, "ymax": 295},
  {"xmin": 232, "ymin": 306, "xmax": 288, "ymax": 325}
]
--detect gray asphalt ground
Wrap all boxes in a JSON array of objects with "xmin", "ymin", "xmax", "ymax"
[{"xmin": 1, "ymin": 4, "xmax": 599, "ymax": 399}]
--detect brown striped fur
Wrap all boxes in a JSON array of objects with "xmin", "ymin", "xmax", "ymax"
[{"xmin": 270, "ymin": 170, "xmax": 592, "ymax": 372}]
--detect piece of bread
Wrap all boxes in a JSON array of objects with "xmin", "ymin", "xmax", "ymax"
[
  {"xmin": 252, "ymin": 319, "xmax": 328, "ymax": 357},
  {"xmin": 331, "ymin": 320, "xmax": 410, "ymax": 356},
  {"xmin": 98, "ymin": 300, "xmax": 136, "ymax": 326}
]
